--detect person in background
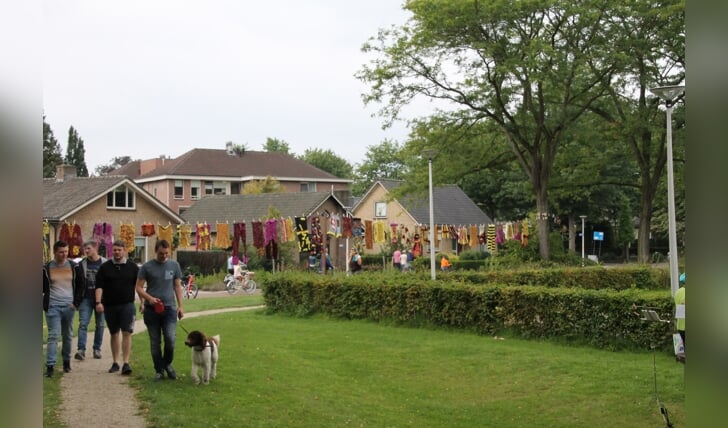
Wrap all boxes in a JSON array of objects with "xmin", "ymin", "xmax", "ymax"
[
  {"xmin": 226, "ymin": 252, "xmax": 235, "ymax": 275},
  {"xmin": 75, "ymin": 240, "xmax": 107, "ymax": 361},
  {"xmin": 440, "ymin": 255, "xmax": 452, "ymax": 272},
  {"xmin": 43, "ymin": 240, "xmax": 85, "ymax": 377},
  {"xmin": 349, "ymin": 248, "xmax": 363, "ymax": 274},
  {"xmin": 392, "ymin": 248, "xmax": 402, "ymax": 271},
  {"xmin": 135, "ymin": 240, "xmax": 184, "ymax": 381},
  {"xmin": 400, "ymin": 249, "xmax": 410, "ymax": 272},
  {"xmin": 675, "ymin": 272, "xmax": 686, "ymax": 349},
  {"xmin": 95, "ymin": 240, "xmax": 139, "ymax": 375}
]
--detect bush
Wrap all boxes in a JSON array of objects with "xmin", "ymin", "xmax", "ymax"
[{"xmin": 263, "ymin": 271, "xmax": 675, "ymax": 351}]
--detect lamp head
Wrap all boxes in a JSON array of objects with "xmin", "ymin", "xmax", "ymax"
[{"xmin": 649, "ymin": 85, "xmax": 685, "ymax": 106}]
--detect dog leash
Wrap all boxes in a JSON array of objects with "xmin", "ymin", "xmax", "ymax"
[{"xmin": 179, "ymin": 323, "xmax": 190, "ymax": 334}]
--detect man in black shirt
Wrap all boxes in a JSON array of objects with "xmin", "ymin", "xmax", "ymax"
[{"xmin": 95, "ymin": 240, "xmax": 139, "ymax": 375}]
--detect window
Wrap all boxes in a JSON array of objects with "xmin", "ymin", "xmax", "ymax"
[
  {"xmin": 300, "ymin": 182, "xmax": 317, "ymax": 192},
  {"xmin": 205, "ymin": 181, "xmax": 214, "ymax": 195},
  {"xmin": 106, "ymin": 185, "xmax": 135, "ymax": 209},
  {"xmin": 190, "ymin": 180, "xmax": 201, "ymax": 200},
  {"xmin": 213, "ymin": 181, "xmax": 226, "ymax": 195},
  {"xmin": 375, "ymin": 202, "xmax": 387, "ymax": 218},
  {"xmin": 174, "ymin": 180, "xmax": 184, "ymax": 199},
  {"xmin": 131, "ymin": 236, "xmax": 147, "ymax": 264}
]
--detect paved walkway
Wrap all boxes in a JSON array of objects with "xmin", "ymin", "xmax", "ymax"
[{"xmin": 57, "ymin": 301, "xmax": 262, "ymax": 427}]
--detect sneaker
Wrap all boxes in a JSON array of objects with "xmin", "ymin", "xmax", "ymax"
[
  {"xmin": 45, "ymin": 365, "xmax": 54, "ymax": 378},
  {"xmin": 164, "ymin": 365, "xmax": 177, "ymax": 380},
  {"xmin": 153, "ymin": 372, "xmax": 164, "ymax": 382},
  {"xmin": 63, "ymin": 361, "xmax": 72, "ymax": 373},
  {"xmin": 74, "ymin": 350, "xmax": 85, "ymax": 361},
  {"xmin": 108, "ymin": 362, "xmax": 120, "ymax": 373},
  {"xmin": 93, "ymin": 349, "xmax": 102, "ymax": 359},
  {"xmin": 121, "ymin": 363, "xmax": 132, "ymax": 375}
]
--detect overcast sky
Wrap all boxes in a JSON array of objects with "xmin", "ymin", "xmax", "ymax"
[{"xmin": 43, "ymin": 1, "xmax": 420, "ymax": 173}]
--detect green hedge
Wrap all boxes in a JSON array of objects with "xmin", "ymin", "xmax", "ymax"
[
  {"xmin": 263, "ymin": 272, "xmax": 675, "ymax": 352},
  {"xmin": 448, "ymin": 266, "xmax": 669, "ymax": 290}
]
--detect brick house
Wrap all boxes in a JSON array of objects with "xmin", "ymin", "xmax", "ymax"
[
  {"xmin": 43, "ymin": 165, "xmax": 184, "ymax": 263},
  {"xmin": 114, "ymin": 143, "xmax": 353, "ymax": 215}
]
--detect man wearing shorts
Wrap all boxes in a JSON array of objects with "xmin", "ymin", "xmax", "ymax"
[{"xmin": 95, "ymin": 240, "xmax": 140, "ymax": 375}]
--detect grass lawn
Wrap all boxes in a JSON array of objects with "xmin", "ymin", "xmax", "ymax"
[{"xmin": 129, "ymin": 310, "xmax": 685, "ymax": 427}]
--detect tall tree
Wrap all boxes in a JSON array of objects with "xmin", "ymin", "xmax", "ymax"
[
  {"xmin": 95, "ymin": 156, "xmax": 133, "ymax": 176},
  {"xmin": 262, "ymin": 137, "xmax": 291, "ymax": 155},
  {"xmin": 352, "ymin": 140, "xmax": 408, "ymax": 196},
  {"xmin": 65, "ymin": 126, "xmax": 89, "ymax": 177},
  {"xmin": 358, "ymin": 0, "xmax": 615, "ymax": 259},
  {"xmin": 43, "ymin": 116, "xmax": 63, "ymax": 178},
  {"xmin": 589, "ymin": 0, "xmax": 685, "ymax": 263},
  {"xmin": 299, "ymin": 148, "xmax": 353, "ymax": 179}
]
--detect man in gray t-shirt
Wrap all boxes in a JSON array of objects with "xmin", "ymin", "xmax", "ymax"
[{"xmin": 135, "ymin": 239, "xmax": 184, "ymax": 381}]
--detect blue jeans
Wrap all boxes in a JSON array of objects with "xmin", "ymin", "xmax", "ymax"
[
  {"xmin": 45, "ymin": 304, "xmax": 76, "ymax": 366},
  {"xmin": 77, "ymin": 297, "xmax": 105, "ymax": 352},
  {"xmin": 142, "ymin": 305, "xmax": 177, "ymax": 373}
]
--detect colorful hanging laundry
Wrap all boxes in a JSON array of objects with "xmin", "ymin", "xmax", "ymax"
[
  {"xmin": 251, "ymin": 220, "xmax": 265, "ymax": 256},
  {"xmin": 42, "ymin": 221, "xmax": 51, "ymax": 263},
  {"xmin": 487, "ymin": 224, "xmax": 496, "ymax": 253},
  {"xmin": 469, "ymin": 225, "xmax": 479, "ymax": 248},
  {"xmin": 178, "ymin": 224, "xmax": 192, "ymax": 248},
  {"xmin": 495, "ymin": 224, "xmax": 505, "ymax": 245},
  {"xmin": 141, "ymin": 223, "xmax": 155, "ymax": 237},
  {"xmin": 157, "ymin": 224, "xmax": 174, "ymax": 250},
  {"xmin": 264, "ymin": 218, "xmax": 278, "ymax": 259},
  {"xmin": 521, "ymin": 219, "xmax": 530, "ymax": 247},
  {"xmin": 195, "ymin": 223, "xmax": 211, "ymax": 251},
  {"xmin": 458, "ymin": 226, "xmax": 468, "ymax": 245},
  {"xmin": 215, "ymin": 223, "xmax": 232, "ymax": 249},
  {"xmin": 232, "ymin": 222, "xmax": 247, "ymax": 260},
  {"xmin": 119, "ymin": 223, "xmax": 135, "ymax": 255},
  {"xmin": 372, "ymin": 220, "xmax": 386, "ymax": 244},
  {"xmin": 92, "ymin": 222, "xmax": 114, "ymax": 258},
  {"xmin": 365, "ymin": 220, "xmax": 374, "ymax": 249},
  {"xmin": 295, "ymin": 217, "xmax": 311, "ymax": 253},
  {"xmin": 342, "ymin": 215, "xmax": 353, "ymax": 238}
]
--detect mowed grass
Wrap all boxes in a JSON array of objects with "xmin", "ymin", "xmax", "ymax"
[{"xmin": 129, "ymin": 310, "xmax": 685, "ymax": 427}]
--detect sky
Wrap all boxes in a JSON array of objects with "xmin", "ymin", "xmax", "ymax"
[{"xmin": 42, "ymin": 1, "xmax": 421, "ymax": 174}]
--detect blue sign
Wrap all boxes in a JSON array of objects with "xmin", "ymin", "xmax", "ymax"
[{"xmin": 593, "ymin": 231, "xmax": 604, "ymax": 241}]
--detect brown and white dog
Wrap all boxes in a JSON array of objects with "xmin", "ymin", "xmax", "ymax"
[{"xmin": 184, "ymin": 330, "xmax": 220, "ymax": 385}]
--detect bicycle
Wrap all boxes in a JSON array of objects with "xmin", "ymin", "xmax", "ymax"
[
  {"xmin": 181, "ymin": 272, "xmax": 199, "ymax": 299},
  {"xmin": 224, "ymin": 267, "xmax": 257, "ymax": 294}
]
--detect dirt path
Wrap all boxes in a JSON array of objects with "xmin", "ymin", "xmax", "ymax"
[{"xmin": 58, "ymin": 295, "xmax": 262, "ymax": 428}]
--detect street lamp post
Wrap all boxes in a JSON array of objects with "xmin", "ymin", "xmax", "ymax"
[
  {"xmin": 422, "ymin": 149, "xmax": 437, "ymax": 280},
  {"xmin": 579, "ymin": 215, "xmax": 586, "ymax": 266},
  {"xmin": 649, "ymin": 85, "xmax": 685, "ymax": 297}
]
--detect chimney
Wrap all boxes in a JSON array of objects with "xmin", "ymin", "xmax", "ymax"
[
  {"xmin": 225, "ymin": 141, "xmax": 233, "ymax": 154},
  {"xmin": 55, "ymin": 164, "xmax": 78, "ymax": 182}
]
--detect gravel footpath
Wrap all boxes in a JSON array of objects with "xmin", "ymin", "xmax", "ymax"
[{"xmin": 58, "ymin": 291, "xmax": 261, "ymax": 427}]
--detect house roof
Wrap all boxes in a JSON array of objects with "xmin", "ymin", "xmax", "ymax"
[
  {"xmin": 132, "ymin": 149, "xmax": 352, "ymax": 183},
  {"xmin": 111, "ymin": 160, "xmax": 142, "ymax": 178},
  {"xmin": 180, "ymin": 192, "xmax": 349, "ymax": 227},
  {"xmin": 43, "ymin": 175, "xmax": 184, "ymax": 222},
  {"xmin": 358, "ymin": 180, "xmax": 492, "ymax": 226}
]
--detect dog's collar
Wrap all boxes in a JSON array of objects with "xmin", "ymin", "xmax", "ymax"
[{"xmin": 192, "ymin": 341, "xmax": 214, "ymax": 351}]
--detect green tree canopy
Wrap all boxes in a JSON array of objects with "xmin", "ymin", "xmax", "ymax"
[
  {"xmin": 43, "ymin": 116, "xmax": 63, "ymax": 178},
  {"xmin": 262, "ymin": 137, "xmax": 291, "ymax": 155},
  {"xmin": 243, "ymin": 176, "xmax": 283, "ymax": 194},
  {"xmin": 65, "ymin": 126, "xmax": 88, "ymax": 177},
  {"xmin": 352, "ymin": 140, "xmax": 408, "ymax": 196},
  {"xmin": 299, "ymin": 148, "xmax": 353, "ymax": 179},
  {"xmin": 95, "ymin": 156, "xmax": 134, "ymax": 176},
  {"xmin": 358, "ymin": 0, "xmax": 617, "ymax": 259}
]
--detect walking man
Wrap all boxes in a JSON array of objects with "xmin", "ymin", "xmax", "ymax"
[
  {"xmin": 135, "ymin": 239, "xmax": 184, "ymax": 381},
  {"xmin": 95, "ymin": 240, "xmax": 139, "ymax": 375},
  {"xmin": 75, "ymin": 240, "xmax": 107, "ymax": 361},
  {"xmin": 43, "ymin": 240, "xmax": 85, "ymax": 377}
]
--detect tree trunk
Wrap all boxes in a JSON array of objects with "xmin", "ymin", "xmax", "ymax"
[
  {"xmin": 535, "ymin": 188, "xmax": 550, "ymax": 260},
  {"xmin": 637, "ymin": 187, "xmax": 655, "ymax": 264},
  {"xmin": 568, "ymin": 215, "xmax": 576, "ymax": 253}
]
